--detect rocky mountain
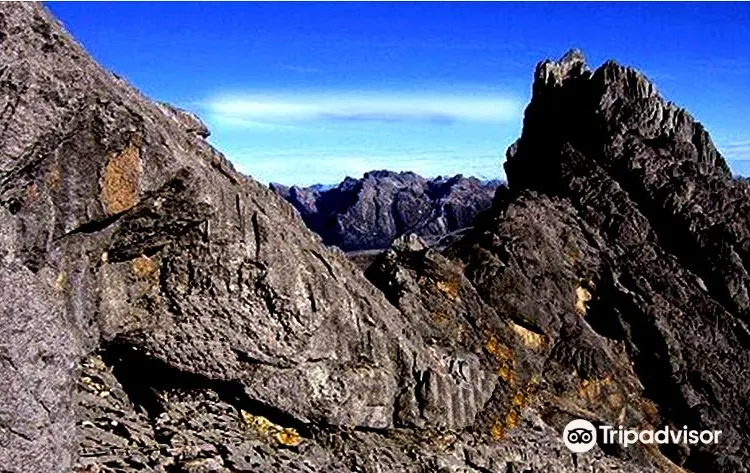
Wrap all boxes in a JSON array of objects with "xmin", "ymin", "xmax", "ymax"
[
  {"xmin": 367, "ymin": 49, "xmax": 750, "ymax": 472},
  {"xmin": 1, "ymin": 4, "xmax": 748, "ymax": 473},
  {"xmin": 271, "ymin": 171, "xmax": 500, "ymax": 252}
]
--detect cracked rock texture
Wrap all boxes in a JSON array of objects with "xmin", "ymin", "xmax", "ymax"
[
  {"xmin": 0, "ymin": 4, "xmax": 746, "ymax": 473},
  {"xmin": 270, "ymin": 171, "xmax": 499, "ymax": 252}
]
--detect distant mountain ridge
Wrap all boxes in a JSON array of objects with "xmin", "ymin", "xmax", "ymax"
[{"xmin": 271, "ymin": 170, "xmax": 501, "ymax": 251}]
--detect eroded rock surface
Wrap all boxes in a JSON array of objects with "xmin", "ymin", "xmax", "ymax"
[
  {"xmin": 367, "ymin": 50, "xmax": 750, "ymax": 472},
  {"xmin": 499, "ymin": 49, "xmax": 750, "ymax": 471},
  {"xmin": 0, "ymin": 4, "xmax": 746, "ymax": 473},
  {"xmin": 0, "ymin": 4, "xmax": 460, "ymax": 471}
]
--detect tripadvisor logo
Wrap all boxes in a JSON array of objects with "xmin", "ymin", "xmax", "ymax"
[
  {"xmin": 563, "ymin": 419, "xmax": 598, "ymax": 453},
  {"xmin": 563, "ymin": 419, "xmax": 722, "ymax": 453}
]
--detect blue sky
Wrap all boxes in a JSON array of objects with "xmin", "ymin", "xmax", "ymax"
[{"xmin": 47, "ymin": 2, "xmax": 750, "ymax": 186}]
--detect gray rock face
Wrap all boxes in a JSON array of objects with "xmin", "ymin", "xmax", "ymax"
[
  {"xmin": 0, "ymin": 5, "xmax": 745, "ymax": 473},
  {"xmin": 495, "ymin": 49, "xmax": 750, "ymax": 471},
  {"xmin": 271, "ymin": 171, "xmax": 499, "ymax": 252},
  {"xmin": 0, "ymin": 4, "xmax": 444, "ymax": 471},
  {"xmin": 449, "ymin": 50, "xmax": 749, "ymax": 471}
]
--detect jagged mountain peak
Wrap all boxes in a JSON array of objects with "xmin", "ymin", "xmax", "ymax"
[
  {"xmin": 508, "ymin": 51, "xmax": 730, "ymax": 193},
  {"xmin": 361, "ymin": 169, "xmax": 425, "ymax": 182},
  {"xmin": 447, "ymin": 50, "xmax": 750, "ymax": 471},
  {"xmin": 533, "ymin": 48, "xmax": 591, "ymax": 93},
  {"xmin": 272, "ymin": 171, "xmax": 499, "ymax": 252}
]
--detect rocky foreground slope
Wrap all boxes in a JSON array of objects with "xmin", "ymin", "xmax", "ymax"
[
  {"xmin": 270, "ymin": 172, "xmax": 499, "ymax": 252},
  {"xmin": 1, "ymin": 4, "xmax": 748, "ymax": 473}
]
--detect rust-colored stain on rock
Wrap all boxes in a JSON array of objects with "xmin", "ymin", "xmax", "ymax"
[
  {"xmin": 46, "ymin": 166, "xmax": 61, "ymax": 192},
  {"xmin": 575, "ymin": 285, "xmax": 592, "ymax": 314},
  {"xmin": 490, "ymin": 378, "xmax": 538, "ymax": 441},
  {"xmin": 131, "ymin": 255, "xmax": 158, "ymax": 279},
  {"xmin": 485, "ymin": 333, "xmax": 516, "ymax": 384},
  {"xmin": 241, "ymin": 410, "xmax": 303, "ymax": 447},
  {"xmin": 510, "ymin": 322, "xmax": 546, "ymax": 350},
  {"xmin": 435, "ymin": 279, "xmax": 460, "ymax": 300},
  {"xmin": 101, "ymin": 136, "xmax": 142, "ymax": 214}
]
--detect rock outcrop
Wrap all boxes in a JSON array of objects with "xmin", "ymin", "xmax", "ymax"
[
  {"xmin": 0, "ymin": 4, "xmax": 491, "ymax": 471},
  {"xmin": 502, "ymin": 49, "xmax": 750, "ymax": 471},
  {"xmin": 368, "ymin": 49, "xmax": 750, "ymax": 472},
  {"xmin": 271, "ymin": 171, "xmax": 499, "ymax": 252},
  {"xmin": 1, "ymin": 4, "xmax": 748, "ymax": 473}
]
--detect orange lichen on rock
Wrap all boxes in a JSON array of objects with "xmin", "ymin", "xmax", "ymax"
[
  {"xmin": 241, "ymin": 409, "xmax": 269, "ymax": 430},
  {"xmin": 241, "ymin": 410, "xmax": 302, "ymax": 448},
  {"xmin": 490, "ymin": 409, "xmax": 522, "ymax": 441},
  {"xmin": 575, "ymin": 285, "xmax": 592, "ymax": 314},
  {"xmin": 577, "ymin": 375, "xmax": 612, "ymax": 400},
  {"xmin": 511, "ymin": 390, "xmax": 527, "ymax": 408},
  {"xmin": 484, "ymin": 333, "xmax": 515, "ymax": 384},
  {"xmin": 639, "ymin": 398, "xmax": 662, "ymax": 426},
  {"xmin": 490, "ymin": 419, "xmax": 506, "ymax": 440},
  {"xmin": 100, "ymin": 136, "xmax": 142, "ymax": 214},
  {"xmin": 54, "ymin": 271, "xmax": 67, "ymax": 293},
  {"xmin": 504, "ymin": 408, "xmax": 520, "ymax": 430},
  {"xmin": 510, "ymin": 322, "xmax": 546, "ymax": 349},
  {"xmin": 131, "ymin": 255, "xmax": 158, "ymax": 279},
  {"xmin": 576, "ymin": 374, "xmax": 629, "ymax": 416},
  {"xmin": 435, "ymin": 279, "xmax": 460, "ymax": 300},
  {"xmin": 432, "ymin": 311, "xmax": 451, "ymax": 326},
  {"xmin": 606, "ymin": 391, "xmax": 624, "ymax": 411},
  {"xmin": 565, "ymin": 243, "xmax": 581, "ymax": 264},
  {"xmin": 275, "ymin": 428, "xmax": 303, "ymax": 447},
  {"xmin": 46, "ymin": 166, "xmax": 61, "ymax": 192},
  {"xmin": 490, "ymin": 376, "xmax": 540, "ymax": 441},
  {"xmin": 429, "ymin": 432, "xmax": 457, "ymax": 452}
]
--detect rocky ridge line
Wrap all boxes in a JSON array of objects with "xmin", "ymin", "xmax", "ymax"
[
  {"xmin": 271, "ymin": 171, "xmax": 500, "ymax": 252},
  {"xmin": 370, "ymin": 48, "xmax": 750, "ymax": 472}
]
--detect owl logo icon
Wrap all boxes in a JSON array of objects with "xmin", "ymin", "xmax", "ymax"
[{"xmin": 563, "ymin": 419, "xmax": 597, "ymax": 453}]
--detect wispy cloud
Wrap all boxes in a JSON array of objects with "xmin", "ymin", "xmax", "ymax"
[
  {"xmin": 720, "ymin": 141, "xmax": 750, "ymax": 161},
  {"xmin": 204, "ymin": 92, "xmax": 522, "ymax": 127},
  {"xmin": 723, "ymin": 141, "xmax": 750, "ymax": 149},
  {"xmin": 277, "ymin": 64, "xmax": 321, "ymax": 74},
  {"xmin": 207, "ymin": 114, "xmax": 309, "ymax": 131}
]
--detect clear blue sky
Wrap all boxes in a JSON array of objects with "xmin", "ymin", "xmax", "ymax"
[{"xmin": 47, "ymin": 2, "xmax": 750, "ymax": 186}]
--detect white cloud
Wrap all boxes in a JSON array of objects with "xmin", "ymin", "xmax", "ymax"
[
  {"xmin": 207, "ymin": 114, "xmax": 308, "ymax": 131},
  {"xmin": 204, "ymin": 92, "xmax": 522, "ymax": 127}
]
